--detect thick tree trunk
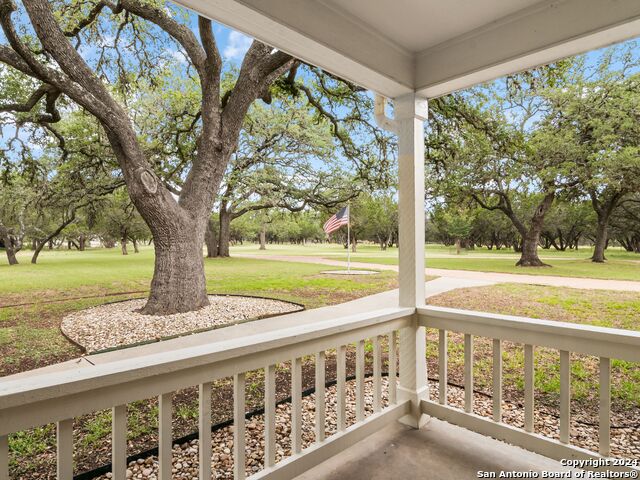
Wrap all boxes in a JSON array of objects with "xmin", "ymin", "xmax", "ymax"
[
  {"xmin": 79, "ymin": 235, "xmax": 86, "ymax": 251},
  {"xmin": 121, "ymin": 238, "xmax": 128, "ymax": 256},
  {"xmin": 31, "ymin": 242, "xmax": 45, "ymax": 264},
  {"xmin": 507, "ymin": 192, "xmax": 554, "ymax": 268},
  {"xmin": 32, "ymin": 215, "xmax": 77, "ymax": 264},
  {"xmin": 217, "ymin": 210, "xmax": 231, "ymax": 257},
  {"xmin": 516, "ymin": 232, "xmax": 549, "ymax": 267},
  {"xmin": 142, "ymin": 234, "xmax": 209, "ymax": 315},
  {"xmin": 6, "ymin": 248, "xmax": 18, "ymax": 265},
  {"xmin": 5, "ymin": 245, "xmax": 19, "ymax": 265},
  {"xmin": 589, "ymin": 192, "xmax": 623, "ymax": 263},
  {"xmin": 591, "ymin": 220, "xmax": 608, "ymax": 263},
  {"xmin": 205, "ymin": 218, "xmax": 218, "ymax": 258},
  {"xmin": 455, "ymin": 238, "xmax": 461, "ymax": 255},
  {"xmin": 259, "ymin": 223, "xmax": 267, "ymax": 250},
  {"xmin": 1, "ymin": 228, "xmax": 20, "ymax": 265},
  {"xmin": 132, "ymin": 239, "xmax": 140, "ymax": 253}
]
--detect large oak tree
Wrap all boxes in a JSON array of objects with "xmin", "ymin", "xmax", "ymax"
[
  {"xmin": 0, "ymin": 0, "xmax": 294, "ymax": 314},
  {"xmin": 541, "ymin": 47, "xmax": 640, "ymax": 262},
  {"xmin": 213, "ymin": 95, "xmax": 358, "ymax": 257},
  {"xmin": 427, "ymin": 64, "xmax": 581, "ymax": 267}
]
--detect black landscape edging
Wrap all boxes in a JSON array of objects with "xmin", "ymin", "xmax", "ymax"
[
  {"xmin": 0, "ymin": 290, "xmax": 148, "ymax": 310},
  {"xmin": 73, "ymin": 372, "xmax": 389, "ymax": 480}
]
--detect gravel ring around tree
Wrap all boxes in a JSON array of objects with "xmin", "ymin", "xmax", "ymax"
[{"xmin": 61, "ymin": 295, "xmax": 303, "ymax": 353}]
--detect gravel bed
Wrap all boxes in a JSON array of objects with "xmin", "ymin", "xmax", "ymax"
[
  {"xmin": 427, "ymin": 384, "xmax": 640, "ymax": 459},
  {"xmin": 92, "ymin": 378, "xmax": 639, "ymax": 480},
  {"xmin": 94, "ymin": 378, "xmax": 390, "ymax": 480},
  {"xmin": 62, "ymin": 295, "xmax": 302, "ymax": 353}
]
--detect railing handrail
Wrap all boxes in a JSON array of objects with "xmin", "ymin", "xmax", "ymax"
[
  {"xmin": 418, "ymin": 305, "xmax": 640, "ymax": 362},
  {"xmin": 0, "ymin": 306, "xmax": 413, "ymax": 412},
  {"xmin": 419, "ymin": 303, "xmax": 640, "ymax": 468}
]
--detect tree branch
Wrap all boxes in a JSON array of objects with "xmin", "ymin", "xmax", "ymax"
[
  {"xmin": 0, "ymin": 0, "xmax": 114, "ymax": 125},
  {"xmin": 21, "ymin": 0, "xmax": 124, "ymax": 118},
  {"xmin": 119, "ymin": 0, "xmax": 207, "ymax": 75}
]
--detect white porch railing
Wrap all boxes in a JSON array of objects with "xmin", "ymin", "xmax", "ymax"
[
  {"xmin": 0, "ymin": 307, "xmax": 413, "ymax": 480},
  {"xmin": 418, "ymin": 305, "xmax": 640, "ymax": 473},
  {"xmin": 1, "ymin": 304, "xmax": 640, "ymax": 479}
]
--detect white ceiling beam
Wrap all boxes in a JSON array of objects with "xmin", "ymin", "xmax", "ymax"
[
  {"xmin": 415, "ymin": 0, "xmax": 640, "ymax": 98},
  {"xmin": 173, "ymin": 0, "xmax": 414, "ymax": 98}
]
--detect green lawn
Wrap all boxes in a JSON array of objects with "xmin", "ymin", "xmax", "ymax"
[
  {"xmin": 423, "ymin": 256, "xmax": 640, "ymax": 281},
  {"xmin": 3, "ymin": 244, "xmax": 640, "ymax": 475},
  {"xmin": 231, "ymin": 242, "xmax": 640, "ymax": 281},
  {"xmin": 0, "ymin": 246, "xmax": 397, "ymax": 376},
  {"xmin": 1, "ymin": 247, "xmax": 399, "ymax": 477},
  {"xmin": 3, "ymin": 242, "xmax": 640, "ymax": 375}
]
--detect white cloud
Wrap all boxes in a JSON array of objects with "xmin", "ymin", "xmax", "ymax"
[
  {"xmin": 223, "ymin": 30, "xmax": 252, "ymax": 60},
  {"xmin": 167, "ymin": 48, "xmax": 188, "ymax": 65}
]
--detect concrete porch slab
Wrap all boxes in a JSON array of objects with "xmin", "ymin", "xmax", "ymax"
[{"xmin": 296, "ymin": 418, "xmax": 577, "ymax": 480}]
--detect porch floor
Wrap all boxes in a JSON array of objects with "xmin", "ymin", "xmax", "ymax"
[{"xmin": 296, "ymin": 418, "xmax": 576, "ymax": 480}]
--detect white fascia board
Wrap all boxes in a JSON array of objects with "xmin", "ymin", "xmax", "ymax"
[
  {"xmin": 172, "ymin": 0, "xmax": 414, "ymax": 98},
  {"xmin": 416, "ymin": 0, "xmax": 640, "ymax": 98}
]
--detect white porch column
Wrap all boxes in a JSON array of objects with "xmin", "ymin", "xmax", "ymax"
[{"xmin": 395, "ymin": 92, "xmax": 428, "ymax": 428}]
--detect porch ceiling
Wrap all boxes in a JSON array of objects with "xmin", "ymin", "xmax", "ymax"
[{"xmin": 176, "ymin": 0, "xmax": 640, "ymax": 98}]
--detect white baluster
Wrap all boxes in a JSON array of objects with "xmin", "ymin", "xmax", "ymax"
[
  {"xmin": 291, "ymin": 357, "xmax": 302, "ymax": 454},
  {"xmin": 158, "ymin": 393, "xmax": 173, "ymax": 480},
  {"xmin": 492, "ymin": 339, "xmax": 502, "ymax": 422},
  {"xmin": 315, "ymin": 352, "xmax": 326, "ymax": 443},
  {"xmin": 337, "ymin": 345, "xmax": 347, "ymax": 431},
  {"xmin": 388, "ymin": 331, "xmax": 397, "ymax": 405},
  {"xmin": 524, "ymin": 344, "xmax": 534, "ymax": 432},
  {"xmin": 112, "ymin": 405, "xmax": 127, "ymax": 480},
  {"xmin": 560, "ymin": 351, "xmax": 571, "ymax": 444},
  {"xmin": 464, "ymin": 334, "xmax": 474, "ymax": 413},
  {"xmin": 234, "ymin": 373, "xmax": 246, "ymax": 480},
  {"xmin": 264, "ymin": 364, "xmax": 276, "ymax": 468},
  {"xmin": 0, "ymin": 435, "xmax": 7, "ymax": 480},
  {"xmin": 439, "ymin": 329, "xmax": 448, "ymax": 405},
  {"xmin": 57, "ymin": 419, "xmax": 73, "ymax": 480},
  {"xmin": 356, "ymin": 340, "xmax": 365, "ymax": 422},
  {"xmin": 199, "ymin": 383, "xmax": 212, "ymax": 480},
  {"xmin": 599, "ymin": 357, "xmax": 611, "ymax": 456},
  {"xmin": 373, "ymin": 336, "xmax": 383, "ymax": 413}
]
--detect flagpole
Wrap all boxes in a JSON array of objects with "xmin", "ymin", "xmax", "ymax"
[{"xmin": 347, "ymin": 202, "xmax": 351, "ymax": 273}]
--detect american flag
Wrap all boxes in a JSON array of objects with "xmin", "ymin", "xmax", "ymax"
[{"xmin": 323, "ymin": 206, "xmax": 349, "ymax": 234}]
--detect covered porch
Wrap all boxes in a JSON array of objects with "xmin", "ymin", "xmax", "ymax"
[{"xmin": 2, "ymin": 1, "xmax": 640, "ymax": 479}]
